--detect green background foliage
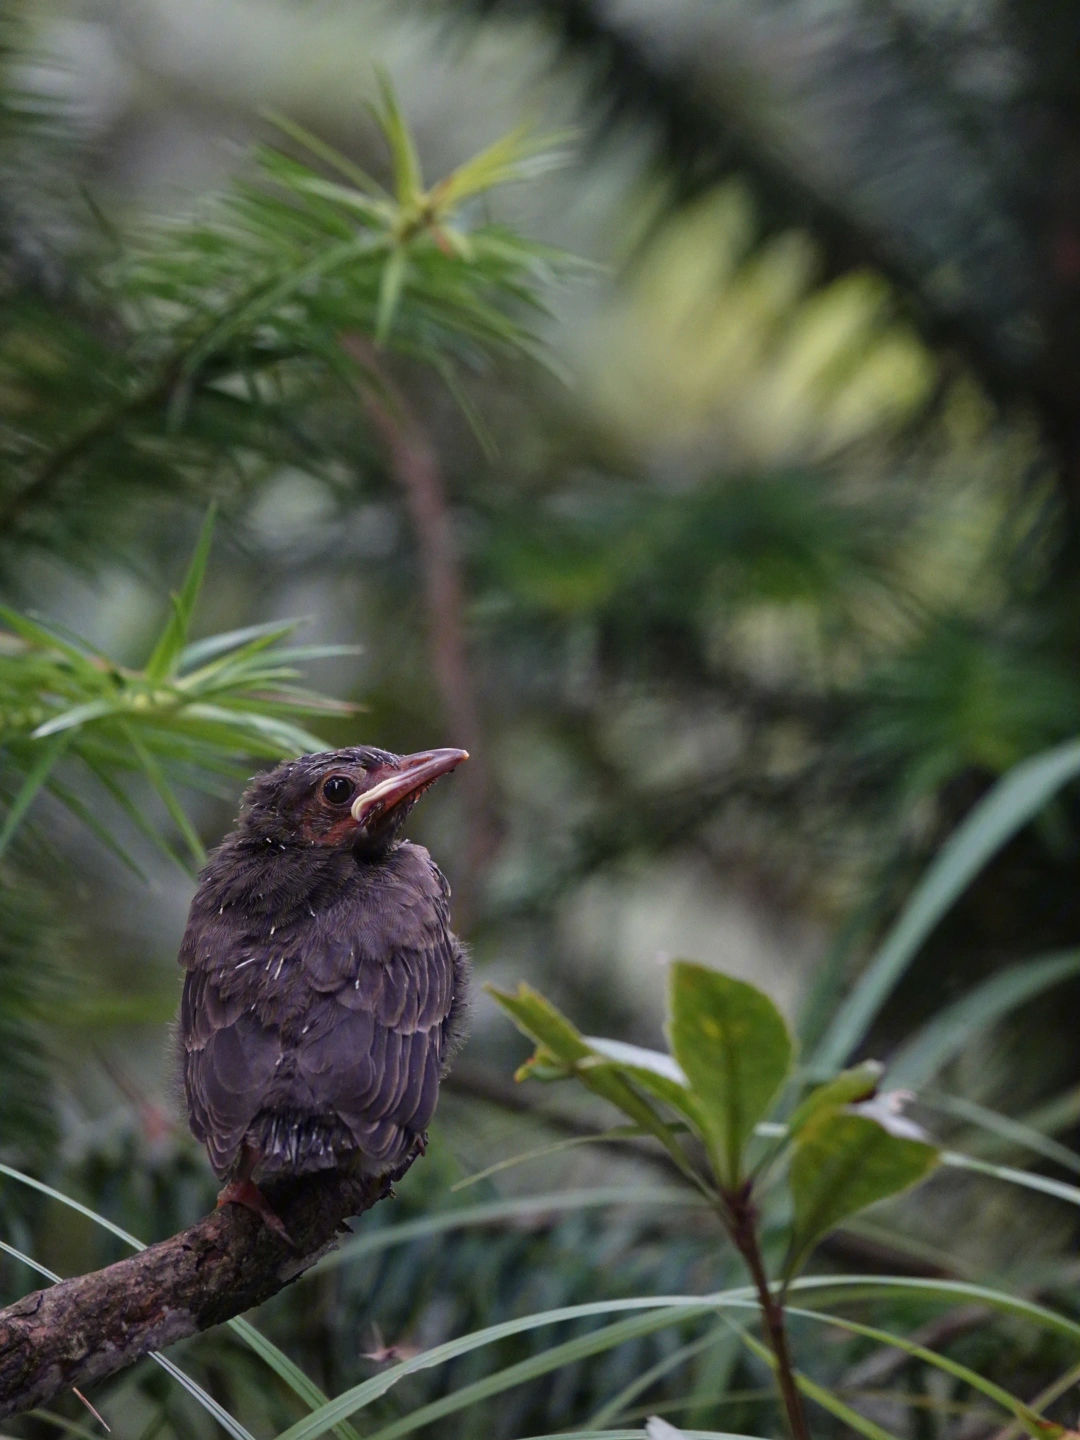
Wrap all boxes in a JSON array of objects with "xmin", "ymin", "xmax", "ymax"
[{"xmin": 5, "ymin": 1, "xmax": 1080, "ymax": 1437}]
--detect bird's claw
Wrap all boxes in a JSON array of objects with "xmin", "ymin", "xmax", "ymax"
[{"xmin": 217, "ymin": 1178, "xmax": 296, "ymax": 1248}]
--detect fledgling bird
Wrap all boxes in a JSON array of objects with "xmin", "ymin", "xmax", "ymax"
[{"xmin": 176, "ymin": 745, "xmax": 470, "ymax": 1238}]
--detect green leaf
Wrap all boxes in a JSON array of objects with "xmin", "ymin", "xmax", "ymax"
[
  {"xmin": 31, "ymin": 697, "xmax": 121, "ymax": 738},
  {"xmin": 0, "ymin": 732, "xmax": 71, "ymax": 859},
  {"xmin": 814, "ymin": 736, "xmax": 1080, "ymax": 1071},
  {"xmin": 123, "ymin": 723, "xmax": 207, "ymax": 867},
  {"xmin": 667, "ymin": 961, "xmax": 793, "ymax": 1187},
  {"xmin": 786, "ymin": 1061, "xmax": 885, "ymax": 1139},
  {"xmin": 581, "ymin": 1037, "xmax": 703, "ymax": 1129},
  {"xmin": 177, "ymin": 619, "xmax": 302, "ymax": 672},
  {"xmin": 434, "ymin": 124, "xmax": 571, "ymax": 209},
  {"xmin": 487, "ymin": 983, "xmax": 707, "ymax": 1186},
  {"xmin": 273, "ymin": 1297, "xmax": 723, "ymax": 1440},
  {"xmin": 261, "ymin": 110, "xmax": 388, "ymax": 197},
  {"xmin": 486, "ymin": 982, "xmax": 593, "ymax": 1064},
  {"xmin": 372, "ymin": 67, "xmax": 423, "ymax": 203},
  {"xmin": 449, "ymin": 1128, "xmax": 658, "ymax": 1191},
  {"xmin": 517, "ymin": 1432, "xmax": 755, "ymax": 1440},
  {"xmin": 888, "ymin": 949, "xmax": 1080, "ymax": 1089},
  {"xmin": 787, "ymin": 1110, "xmax": 938, "ymax": 1277},
  {"xmin": 144, "ymin": 505, "xmax": 217, "ymax": 682},
  {"xmin": 584, "ymin": 1325, "xmax": 734, "ymax": 1430},
  {"xmin": 376, "ymin": 246, "xmax": 407, "ymax": 345}
]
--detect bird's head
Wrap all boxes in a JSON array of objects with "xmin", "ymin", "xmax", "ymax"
[{"xmin": 238, "ymin": 745, "xmax": 469, "ymax": 857}]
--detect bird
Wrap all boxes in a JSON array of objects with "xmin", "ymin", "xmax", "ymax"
[{"xmin": 175, "ymin": 744, "xmax": 470, "ymax": 1240}]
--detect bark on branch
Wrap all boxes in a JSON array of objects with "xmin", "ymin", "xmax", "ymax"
[{"xmin": 0, "ymin": 1169, "xmax": 394, "ymax": 1420}]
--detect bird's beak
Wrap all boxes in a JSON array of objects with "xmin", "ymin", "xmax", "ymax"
[{"xmin": 350, "ymin": 748, "xmax": 469, "ymax": 827}]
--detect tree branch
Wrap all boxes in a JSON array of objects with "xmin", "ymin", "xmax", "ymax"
[{"xmin": 0, "ymin": 1168, "xmax": 395, "ymax": 1420}]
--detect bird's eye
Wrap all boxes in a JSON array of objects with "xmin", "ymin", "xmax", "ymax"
[{"xmin": 322, "ymin": 775, "xmax": 355, "ymax": 805}]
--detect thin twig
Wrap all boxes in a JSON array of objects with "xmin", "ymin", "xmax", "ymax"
[
  {"xmin": 342, "ymin": 335, "xmax": 501, "ymax": 893},
  {"xmin": 725, "ymin": 1186, "xmax": 810, "ymax": 1440}
]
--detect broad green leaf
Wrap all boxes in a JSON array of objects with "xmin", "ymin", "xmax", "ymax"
[
  {"xmin": 814, "ymin": 736, "xmax": 1080, "ymax": 1071},
  {"xmin": 581, "ymin": 1036, "xmax": 703, "ymax": 1130},
  {"xmin": 786, "ymin": 1060, "xmax": 884, "ymax": 1139},
  {"xmin": 888, "ymin": 949, "xmax": 1080, "ymax": 1089},
  {"xmin": 787, "ymin": 1110, "xmax": 938, "ymax": 1276},
  {"xmin": 144, "ymin": 506, "xmax": 217, "ymax": 682},
  {"xmin": 486, "ymin": 982, "xmax": 593, "ymax": 1064},
  {"xmin": 488, "ymin": 984, "xmax": 705, "ymax": 1181},
  {"xmin": 667, "ymin": 961, "xmax": 793, "ymax": 1187}
]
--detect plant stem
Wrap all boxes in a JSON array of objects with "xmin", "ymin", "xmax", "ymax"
[{"xmin": 725, "ymin": 1188, "xmax": 810, "ymax": 1440}]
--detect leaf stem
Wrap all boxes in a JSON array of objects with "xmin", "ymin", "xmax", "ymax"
[{"xmin": 724, "ymin": 1187, "xmax": 810, "ymax": 1440}]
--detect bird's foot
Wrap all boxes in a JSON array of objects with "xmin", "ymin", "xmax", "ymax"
[{"xmin": 217, "ymin": 1178, "xmax": 295, "ymax": 1247}]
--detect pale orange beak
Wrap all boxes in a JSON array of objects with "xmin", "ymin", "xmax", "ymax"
[{"xmin": 350, "ymin": 748, "xmax": 469, "ymax": 827}]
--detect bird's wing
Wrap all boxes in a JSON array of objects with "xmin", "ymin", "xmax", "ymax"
[
  {"xmin": 179, "ymin": 965, "xmax": 282, "ymax": 1177},
  {"xmin": 291, "ymin": 902, "xmax": 458, "ymax": 1158}
]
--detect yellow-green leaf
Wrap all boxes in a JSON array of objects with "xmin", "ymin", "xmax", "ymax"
[
  {"xmin": 787, "ymin": 1110, "xmax": 938, "ymax": 1277},
  {"xmin": 667, "ymin": 962, "xmax": 793, "ymax": 1187}
]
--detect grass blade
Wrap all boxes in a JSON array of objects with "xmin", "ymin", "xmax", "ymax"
[
  {"xmin": 586, "ymin": 1325, "xmax": 732, "ymax": 1429},
  {"xmin": 0, "ymin": 1163, "xmax": 358, "ymax": 1440},
  {"xmin": 941, "ymin": 1150, "xmax": 1080, "ymax": 1207},
  {"xmin": 317, "ymin": 1188, "xmax": 703, "ymax": 1272},
  {"xmin": 730, "ymin": 1324, "xmax": 900, "ymax": 1440},
  {"xmin": 888, "ymin": 949, "xmax": 1080, "ymax": 1089},
  {"xmin": 922, "ymin": 1091, "xmax": 1080, "ymax": 1175},
  {"xmin": 782, "ymin": 1304, "xmax": 1050, "ymax": 1436},
  {"xmin": 0, "ymin": 1239, "xmax": 256, "ymax": 1440},
  {"xmin": 814, "ymin": 737, "xmax": 1080, "ymax": 1071},
  {"xmin": 358, "ymin": 1309, "xmax": 718, "ymax": 1440}
]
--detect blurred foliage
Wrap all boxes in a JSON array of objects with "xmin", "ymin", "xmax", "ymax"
[{"xmin": 3, "ymin": 0, "xmax": 1080, "ymax": 1437}]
